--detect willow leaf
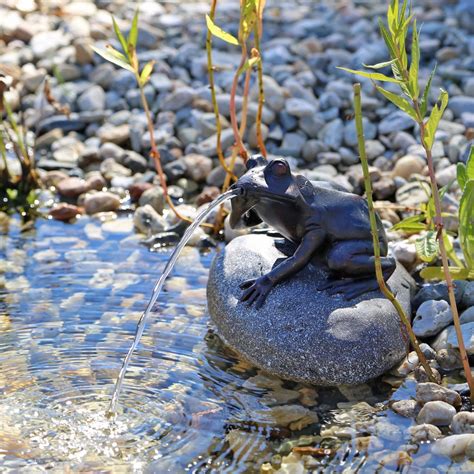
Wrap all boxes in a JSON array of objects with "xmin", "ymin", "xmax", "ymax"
[
  {"xmin": 424, "ymin": 89, "xmax": 448, "ymax": 150},
  {"xmin": 415, "ymin": 231, "xmax": 439, "ymax": 263},
  {"xmin": 363, "ymin": 59, "xmax": 397, "ymax": 70},
  {"xmin": 205, "ymin": 15, "xmax": 239, "ymax": 45},
  {"xmin": 128, "ymin": 10, "xmax": 139, "ymax": 49},
  {"xmin": 241, "ymin": 0, "xmax": 258, "ymax": 40},
  {"xmin": 238, "ymin": 56, "xmax": 261, "ymax": 75},
  {"xmin": 420, "ymin": 64, "xmax": 436, "ymax": 118},
  {"xmin": 420, "ymin": 266, "xmax": 471, "ymax": 281},
  {"xmin": 378, "ymin": 19, "xmax": 398, "ymax": 60},
  {"xmin": 459, "ymin": 179, "xmax": 474, "ymax": 269},
  {"xmin": 457, "ymin": 163, "xmax": 467, "ymax": 190},
  {"xmin": 139, "ymin": 60, "xmax": 155, "ymax": 85},
  {"xmin": 443, "ymin": 230, "xmax": 465, "ymax": 268},
  {"xmin": 390, "ymin": 215, "xmax": 426, "ymax": 233},
  {"xmin": 466, "ymin": 145, "xmax": 474, "ymax": 181},
  {"xmin": 375, "ymin": 85, "xmax": 417, "ymax": 120},
  {"xmin": 91, "ymin": 46, "xmax": 134, "ymax": 73},
  {"xmin": 409, "ymin": 20, "xmax": 420, "ymax": 99},
  {"xmin": 112, "ymin": 16, "xmax": 128, "ymax": 56},
  {"xmin": 336, "ymin": 67, "xmax": 401, "ymax": 83}
]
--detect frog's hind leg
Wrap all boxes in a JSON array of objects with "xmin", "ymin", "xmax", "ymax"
[{"xmin": 319, "ymin": 239, "xmax": 396, "ymax": 300}]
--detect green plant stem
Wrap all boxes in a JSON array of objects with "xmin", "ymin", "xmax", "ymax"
[
  {"xmin": 214, "ymin": 65, "xmax": 252, "ymax": 231},
  {"xmin": 353, "ymin": 83, "xmax": 437, "ymax": 383},
  {"xmin": 206, "ymin": 0, "xmax": 237, "ymax": 180},
  {"xmin": 137, "ymin": 78, "xmax": 211, "ymax": 227},
  {"xmin": 414, "ymin": 101, "xmax": 474, "ymax": 401},
  {"xmin": 229, "ymin": 45, "xmax": 249, "ymax": 161},
  {"xmin": 253, "ymin": 22, "xmax": 266, "ymax": 158}
]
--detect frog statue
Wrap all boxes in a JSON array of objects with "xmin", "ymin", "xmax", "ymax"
[{"xmin": 229, "ymin": 155, "xmax": 396, "ymax": 308}]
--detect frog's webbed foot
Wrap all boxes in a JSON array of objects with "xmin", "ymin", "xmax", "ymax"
[
  {"xmin": 239, "ymin": 275, "xmax": 274, "ymax": 309},
  {"xmin": 319, "ymin": 276, "xmax": 389, "ymax": 300}
]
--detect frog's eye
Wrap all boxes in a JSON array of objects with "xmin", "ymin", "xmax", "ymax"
[{"xmin": 271, "ymin": 160, "xmax": 289, "ymax": 177}]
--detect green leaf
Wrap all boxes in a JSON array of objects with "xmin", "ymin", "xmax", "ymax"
[
  {"xmin": 443, "ymin": 230, "xmax": 465, "ymax": 268},
  {"xmin": 91, "ymin": 46, "xmax": 134, "ymax": 73},
  {"xmin": 128, "ymin": 9, "xmax": 139, "ymax": 49},
  {"xmin": 139, "ymin": 60, "xmax": 155, "ymax": 85},
  {"xmin": 424, "ymin": 89, "xmax": 449, "ymax": 150},
  {"xmin": 415, "ymin": 231, "xmax": 439, "ymax": 263},
  {"xmin": 374, "ymin": 85, "xmax": 418, "ymax": 120},
  {"xmin": 408, "ymin": 19, "xmax": 420, "ymax": 99},
  {"xmin": 112, "ymin": 16, "xmax": 128, "ymax": 56},
  {"xmin": 336, "ymin": 67, "xmax": 402, "ymax": 83},
  {"xmin": 399, "ymin": 0, "xmax": 409, "ymax": 25},
  {"xmin": 238, "ymin": 56, "xmax": 261, "ymax": 75},
  {"xmin": 206, "ymin": 14, "xmax": 239, "ymax": 45},
  {"xmin": 457, "ymin": 163, "xmax": 467, "ymax": 190},
  {"xmin": 379, "ymin": 19, "xmax": 397, "ymax": 60},
  {"xmin": 459, "ymin": 179, "xmax": 474, "ymax": 269},
  {"xmin": 466, "ymin": 145, "xmax": 474, "ymax": 181},
  {"xmin": 362, "ymin": 59, "xmax": 397, "ymax": 69},
  {"xmin": 390, "ymin": 215, "xmax": 426, "ymax": 233},
  {"xmin": 241, "ymin": 0, "xmax": 258, "ymax": 40},
  {"xmin": 420, "ymin": 64, "xmax": 437, "ymax": 118},
  {"xmin": 6, "ymin": 188, "xmax": 18, "ymax": 201},
  {"xmin": 420, "ymin": 266, "xmax": 471, "ymax": 281},
  {"xmin": 388, "ymin": 0, "xmax": 398, "ymax": 34}
]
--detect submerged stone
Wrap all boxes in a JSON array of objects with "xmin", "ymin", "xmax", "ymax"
[{"xmin": 207, "ymin": 234, "xmax": 414, "ymax": 386}]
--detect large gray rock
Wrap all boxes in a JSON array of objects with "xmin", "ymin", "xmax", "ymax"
[{"xmin": 207, "ymin": 234, "xmax": 414, "ymax": 386}]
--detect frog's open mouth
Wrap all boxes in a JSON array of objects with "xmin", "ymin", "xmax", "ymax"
[
  {"xmin": 229, "ymin": 194, "xmax": 257, "ymax": 229},
  {"xmin": 229, "ymin": 185, "xmax": 297, "ymax": 229}
]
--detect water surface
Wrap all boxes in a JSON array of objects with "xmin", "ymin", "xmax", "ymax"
[{"xmin": 0, "ymin": 216, "xmax": 469, "ymax": 472}]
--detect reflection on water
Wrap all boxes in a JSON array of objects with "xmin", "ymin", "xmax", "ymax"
[{"xmin": 0, "ymin": 216, "xmax": 469, "ymax": 472}]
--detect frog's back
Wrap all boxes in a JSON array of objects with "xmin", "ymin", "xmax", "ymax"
[{"xmin": 308, "ymin": 184, "xmax": 381, "ymax": 241}]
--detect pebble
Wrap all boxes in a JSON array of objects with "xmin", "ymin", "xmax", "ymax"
[
  {"xmin": 181, "ymin": 154, "xmax": 213, "ymax": 183},
  {"xmin": 451, "ymin": 411, "xmax": 474, "ymax": 434},
  {"xmin": 84, "ymin": 192, "xmax": 121, "ymax": 215},
  {"xmin": 49, "ymin": 203, "xmax": 82, "ymax": 221},
  {"xmin": 138, "ymin": 187, "xmax": 165, "ymax": 215},
  {"xmin": 321, "ymin": 118, "xmax": 343, "ymax": 150},
  {"xmin": 433, "ymin": 321, "xmax": 474, "ymax": 355},
  {"xmin": 391, "ymin": 399, "xmax": 418, "ymax": 418},
  {"xmin": 413, "ymin": 300, "xmax": 453, "ymax": 338},
  {"xmin": 392, "ymin": 155, "xmax": 425, "ymax": 179},
  {"xmin": 416, "ymin": 382, "xmax": 462, "ymax": 407},
  {"xmin": 77, "ymin": 85, "xmax": 106, "ymax": 112},
  {"xmin": 56, "ymin": 177, "xmax": 89, "ymax": 198},
  {"xmin": 133, "ymin": 205, "xmax": 167, "ymax": 234},
  {"xmin": 432, "ymin": 434, "xmax": 474, "ymax": 458},
  {"xmin": 416, "ymin": 401, "xmax": 456, "ymax": 426},
  {"xmin": 408, "ymin": 424, "xmax": 442, "ymax": 443},
  {"xmin": 285, "ymin": 98, "xmax": 317, "ymax": 118}
]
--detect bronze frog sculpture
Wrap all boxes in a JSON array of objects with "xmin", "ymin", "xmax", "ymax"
[{"xmin": 229, "ymin": 155, "xmax": 396, "ymax": 308}]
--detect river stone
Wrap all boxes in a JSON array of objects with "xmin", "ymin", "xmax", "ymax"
[{"xmin": 207, "ymin": 234, "xmax": 414, "ymax": 386}]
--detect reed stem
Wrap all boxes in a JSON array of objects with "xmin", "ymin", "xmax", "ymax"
[{"xmin": 353, "ymin": 83, "xmax": 437, "ymax": 383}]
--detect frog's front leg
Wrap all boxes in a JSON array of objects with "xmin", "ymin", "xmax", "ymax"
[{"xmin": 240, "ymin": 230, "xmax": 325, "ymax": 308}]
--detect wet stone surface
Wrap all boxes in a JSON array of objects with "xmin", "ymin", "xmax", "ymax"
[{"xmin": 208, "ymin": 234, "xmax": 415, "ymax": 386}]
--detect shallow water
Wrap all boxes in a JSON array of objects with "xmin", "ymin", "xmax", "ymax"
[{"xmin": 0, "ymin": 216, "xmax": 470, "ymax": 472}]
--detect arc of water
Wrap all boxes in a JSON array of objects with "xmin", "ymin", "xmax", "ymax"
[{"xmin": 108, "ymin": 189, "xmax": 238, "ymax": 414}]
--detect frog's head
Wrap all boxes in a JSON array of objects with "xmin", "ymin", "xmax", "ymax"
[{"xmin": 229, "ymin": 155, "xmax": 300, "ymax": 229}]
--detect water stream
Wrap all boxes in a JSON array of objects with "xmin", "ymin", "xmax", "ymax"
[{"xmin": 108, "ymin": 189, "xmax": 238, "ymax": 414}]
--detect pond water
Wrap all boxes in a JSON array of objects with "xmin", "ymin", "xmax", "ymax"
[{"xmin": 0, "ymin": 216, "xmax": 468, "ymax": 472}]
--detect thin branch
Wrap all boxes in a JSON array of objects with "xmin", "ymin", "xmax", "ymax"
[
  {"xmin": 206, "ymin": 0, "xmax": 237, "ymax": 180},
  {"xmin": 354, "ymin": 83, "xmax": 437, "ymax": 383},
  {"xmin": 253, "ymin": 21, "xmax": 267, "ymax": 158}
]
